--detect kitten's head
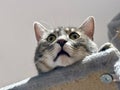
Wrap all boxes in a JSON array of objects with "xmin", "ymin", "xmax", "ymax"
[{"xmin": 34, "ymin": 16, "xmax": 98, "ymax": 72}]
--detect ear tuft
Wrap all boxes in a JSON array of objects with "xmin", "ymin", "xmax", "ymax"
[{"xmin": 79, "ymin": 16, "xmax": 95, "ymax": 40}]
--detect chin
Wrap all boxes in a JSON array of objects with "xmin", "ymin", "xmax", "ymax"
[{"xmin": 55, "ymin": 55, "xmax": 76, "ymax": 67}]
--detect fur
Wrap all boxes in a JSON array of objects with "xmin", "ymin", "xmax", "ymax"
[{"xmin": 34, "ymin": 16, "xmax": 98, "ymax": 73}]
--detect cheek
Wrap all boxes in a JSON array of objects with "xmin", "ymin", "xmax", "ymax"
[
  {"xmin": 63, "ymin": 41, "xmax": 77, "ymax": 56},
  {"xmin": 39, "ymin": 43, "xmax": 61, "ymax": 68},
  {"xmin": 75, "ymin": 47, "xmax": 90, "ymax": 59},
  {"xmin": 47, "ymin": 43, "xmax": 61, "ymax": 57},
  {"xmin": 64, "ymin": 42, "xmax": 89, "ymax": 58}
]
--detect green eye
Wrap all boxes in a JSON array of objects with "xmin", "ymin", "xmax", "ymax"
[
  {"xmin": 47, "ymin": 34, "xmax": 56, "ymax": 43},
  {"xmin": 69, "ymin": 32, "xmax": 80, "ymax": 40}
]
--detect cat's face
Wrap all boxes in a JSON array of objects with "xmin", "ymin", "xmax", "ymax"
[{"xmin": 34, "ymin": 16, "xmax": 98, "ymax": 72}]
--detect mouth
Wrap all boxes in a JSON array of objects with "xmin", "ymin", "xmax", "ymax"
[{"xmin": 54, "ymin": 49, "xmax": 70, "ymax": 62}]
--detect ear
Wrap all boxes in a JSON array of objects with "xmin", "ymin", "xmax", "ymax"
[
  {"xmin": 33, "ymin": 21, "xmax": 46, "ymax": 42},
  {"xmin": 79, "ymin": 16, "xmax": 95, "ymax": 40}
]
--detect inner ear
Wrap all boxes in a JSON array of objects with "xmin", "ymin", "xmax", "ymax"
[
  {"xmin": 79, "ymin": 16, "xmax": 95, "ymax": 40},
  {"xmin": 34, "ymin": 21, "xmax": 46, "ymax": 42}
]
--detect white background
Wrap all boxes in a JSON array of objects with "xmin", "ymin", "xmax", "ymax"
[{"xmin": 0, "ymin": 0, "xmax": 120, "ymax": 87}]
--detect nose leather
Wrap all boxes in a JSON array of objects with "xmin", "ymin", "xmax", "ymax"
[{"xmin": 57, "ymin": 39, "xmax": 67, "ymax": 47}]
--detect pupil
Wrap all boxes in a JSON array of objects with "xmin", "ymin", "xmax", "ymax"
[
  {"xmin": 73, "ymin": 35, "xmax": 77, "ymax": 39},
  {"xmin": 50, "ymin": 37, "xmax": 53, "ymax": 41}
]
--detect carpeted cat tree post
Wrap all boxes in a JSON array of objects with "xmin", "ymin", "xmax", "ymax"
[{"xmin": 0, "ymin": 13, "xmax": 120, "ymax": 90}]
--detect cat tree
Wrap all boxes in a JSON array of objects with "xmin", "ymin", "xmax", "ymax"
[{"xmin": 0, "ymin": 13, "xmax": 120, "ymax": 90}]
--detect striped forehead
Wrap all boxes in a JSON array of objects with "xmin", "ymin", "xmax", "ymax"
[{"xmin": 53, "ymin": 27, "xmax": 78, "ymax": 35}]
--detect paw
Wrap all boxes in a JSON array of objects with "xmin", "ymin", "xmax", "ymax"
[{"xmin": 99, "ymin": 42, "xmax": 114, "ymax": 52}]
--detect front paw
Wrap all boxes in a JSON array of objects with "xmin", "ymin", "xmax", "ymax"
[{"xmin": 99, "ymin": 42, "xmax": 115, "ymax": 52}]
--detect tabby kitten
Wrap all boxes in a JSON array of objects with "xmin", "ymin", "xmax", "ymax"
[{"xmin": 34, "ymin": 16, "xmax": 98, "ymax": 73}]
